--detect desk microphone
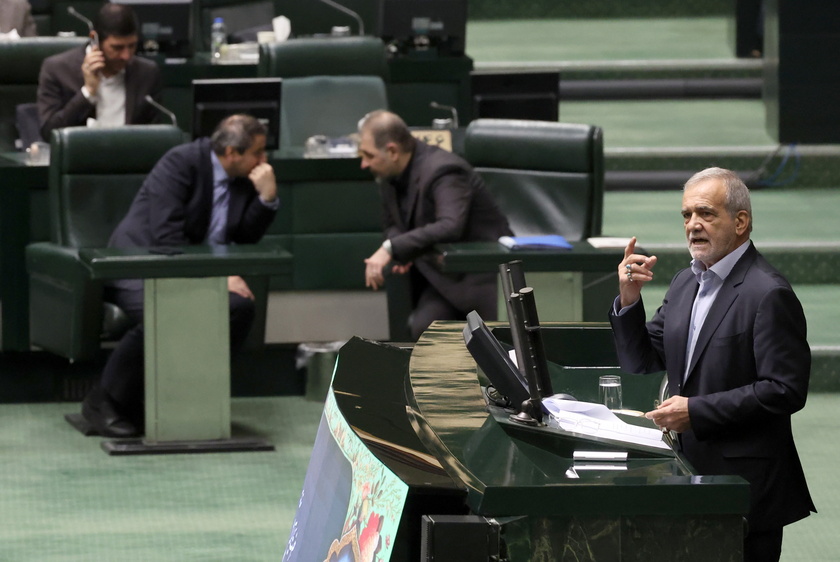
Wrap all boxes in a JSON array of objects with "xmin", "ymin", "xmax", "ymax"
[
  {"xmin": 144, "ymin": 95, "xmax": 178, "ymax": 128},
  {"xmin": 67, "ymin": 6, "xmax": 98, "ymax": 47},
  {"xmin": 430, "ymin": 102, "xmax": 459, "ymax": 129},
  {"xmin": 317, "ymin": 0, "xmax": 364, "ymax": 36}
]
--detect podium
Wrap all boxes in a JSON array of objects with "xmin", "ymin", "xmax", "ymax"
[{"xmin": 284, "ymin": 322, "xmax": 749, "ymax": 560}]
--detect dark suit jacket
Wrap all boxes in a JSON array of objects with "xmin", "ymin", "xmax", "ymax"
[
  {"xmin": 110, "ymin": 137, "xmax": 276, "ymax": 252},
  {"xmin": 37, "ymin": 46, "xmax": 163, "ymax": 140},
  {"xmin": 381, "ymin": 140, "xmax": 512, "ymax": 315},
  {"xmin": 610, "ymin": 242, "xmax": 815, "ymax": 532}
]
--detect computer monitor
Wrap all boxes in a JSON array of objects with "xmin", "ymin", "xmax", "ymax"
[
  {"xmin": 119, "ymin": 0, "xmax": 192, "ymax": 58},
  {"xmin": 463, "ymin": 310, "xmax": 530, "ymax": 409},
  {"xmin": 378, "ymin": 0, "xmax": 468, "ymax": 56},
  {"xmin": 471, "ymin": 70, "xmax": 560, "ymax": 121},
  {"xmin": 192, "ymin": 78, "xmax": 282, "ymax": 150}
]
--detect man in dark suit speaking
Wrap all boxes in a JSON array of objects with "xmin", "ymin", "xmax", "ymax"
[
  {"xmin": 81, "ymin": 114, "xmax": 278, "ymax": 438},
  {"xmin": 610, "ymin": 167, "xmax": 815, "ymax": 561},
  {"xmin": 359, "ymin": 110, "xmax": 512, "ymax": 340}
]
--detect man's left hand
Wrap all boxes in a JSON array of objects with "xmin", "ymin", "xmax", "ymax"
[
  {"xmin": 645, "ymin": 395, "xmax": 691, "ymax": 433},
  {"xmin": 249, "ymin": 162, "xmax": 277, "ymax": 202},
  {"xmin": 364, "ymin": 247, "xmax": 391, "ymax": 290}
]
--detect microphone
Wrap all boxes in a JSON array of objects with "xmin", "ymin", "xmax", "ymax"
[
  {"xmin": 430, "ymin": 101, "xmax": 459, "ymax": 129},
  {"xmin": 67, "ymin": 6, "xmax": 98, "ymax": 47},
  {"xmin": 317, "ymin": 0, "xmax": 364, "ymax": 36},
  {"xmin": 144, "ymin": 95, "xmax": 178, "ymax": 128}
]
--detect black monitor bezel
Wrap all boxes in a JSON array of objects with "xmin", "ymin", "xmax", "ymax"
[
  {"xmin": 191, "ymin": 78, "xmax": 282, "ymax": 151},
  {"xmin": 463, "ymin": 310, "xmax": 530, "ymax": 408}
]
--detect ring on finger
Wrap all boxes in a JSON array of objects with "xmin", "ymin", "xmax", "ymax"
[
  {"xmin": 626, "ymin": 271, "xmax": 633, "ymax": 281},
  {"xmin": 625, "ymin": 263, "xmax": 632, "ymax": 272}
]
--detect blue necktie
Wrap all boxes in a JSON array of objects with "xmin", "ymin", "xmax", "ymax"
[{"xmin": 208, "ymin": 179, "xmax": 230, "ymax": 244}]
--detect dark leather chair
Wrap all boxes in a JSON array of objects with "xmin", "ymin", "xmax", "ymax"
[
  {"xmin": 257, "ymin": 36, "xmax": 389, "ymax": 80},
  {"xmin": 25, "ymin": 125, "xmax": 186, "ymax": 361},
  {"xmin": 0, "ymin": 37, "xmax": 86, "ymax": 151},
  {"xmin": 463, "ymin": 118, "xmax": 605, "ymax": 240}
]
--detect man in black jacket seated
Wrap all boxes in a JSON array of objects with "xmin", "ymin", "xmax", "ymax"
[
  {"xmin": 359, "ymin": 110, "xmax": 512, "ymax": 340},
  {"xmin": 81, "ymin": 114, "xmax": 278, "ymax": 437}
]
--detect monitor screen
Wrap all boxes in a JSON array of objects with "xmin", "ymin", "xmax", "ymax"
[
  {"xmin": 120, "ymin": 0, "xmax": 192, "ymax": 58},
  {"xmin": 192, "ymin": 78, "xmax": 282, "ymax": 150},
  {"xmin": 471, "ymin": 70, "xmax": 560, "ymax": 121},
  {"xmin": 379, "ymin": 0, "xmax": 467, "ymax": 55},
  {"xmin": 463, "ymin": 310, "xmax": 530, "ymax": 409}
]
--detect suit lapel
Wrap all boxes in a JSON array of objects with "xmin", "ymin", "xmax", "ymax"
[
  {"xmin": 403, "ymin": 174, "xmax": 421, "ymax": 227},
  {"xmin": 667, "ymin": 272, "xmax": 699, "ymax": 386},
  {"xmin": 124, "ymin": 61, "xmax": 135, "ymax": 124},
  {"xmin": 683, "ymin": 244, "xmax": 756, "ymax": 386},
  {"xmin": 382, "ymin": 182, "xmax": 405, "ymax": 231},
  {"xmin": 226, "ymin": 179, "xmax": 249, "ymax": 239}
]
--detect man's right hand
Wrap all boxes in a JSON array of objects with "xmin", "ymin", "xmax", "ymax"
[
  {"xmin": 82, "ymin": 47, "xmax": 105, "ymax": 97},
  {"xmin": 619, "ymin": 236, "xmax": 657, "ymax": 309}
]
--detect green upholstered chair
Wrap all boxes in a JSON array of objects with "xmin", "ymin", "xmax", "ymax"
[
  {"xmin": 0, "ymin": 37, "xmax": 86, "ymax": 151},
  {"xmin": 25, "ymin": 125, "xmax": 188, "ymax": 361},
  {"xmin": 463, "ymin": 118, "xmax": 605, "ymax": 240},
  {"xmin": 258, "ymin": 37, "xmax": 390, "ymax": 151},
  {"xmin": 279, "ymin": 75, "xmax": 388, "ymax": 149},
  {"xmin": 257, "ymin": 36, "xmax": 389, "ymax": 80}
]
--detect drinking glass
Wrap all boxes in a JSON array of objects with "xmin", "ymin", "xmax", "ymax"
[{"xmin": 599, "ymin": 375, "xmax": 623, "ymax": 410}]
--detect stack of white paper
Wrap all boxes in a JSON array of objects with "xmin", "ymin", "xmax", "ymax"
[{"xmin": 542, "ymin": 397, "xmax": 670, "ymax": 450}]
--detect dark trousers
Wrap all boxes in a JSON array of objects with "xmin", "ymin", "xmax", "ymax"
[
  {"xmin": 100, "ymin": 285, "xmax": 255, "ymax": 424},
  {"xmin": 744, "ymin": 528, "xmax": 783, "ymax": 562},
  {"xmin": 408, "ymin": 269, "xmax": 497, "ymax": 340}
]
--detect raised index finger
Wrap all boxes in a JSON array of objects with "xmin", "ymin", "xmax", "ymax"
[{"xmin": 623, "ymin": 236, "xmax": 637, "ymax": 260}]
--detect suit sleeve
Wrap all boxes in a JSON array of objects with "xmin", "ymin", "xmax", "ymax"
[
  {"xmin": 229, "ymin": 190, "xmax": 277, "ymax": 244},
  {"xmin": 37, "ymin": 57, "xmax": 94, "ymax": 140},
  {"xmin": 390, "ymin": 166, "xmax": 473, "ymax": 262},
  {"xmin": 143, "ymin": 149, "xmax": 197, "ymax": 246},
  {"xmin": 131, "ymin": 62, "xmax": 165, "ymax": 125},
  {"xmin": 688, "ymin": 286, "xmax": 811, "ymax": 440},
  {"xmin": 609, "ymin": 294, "xmax": 668, "ymax": 375}
]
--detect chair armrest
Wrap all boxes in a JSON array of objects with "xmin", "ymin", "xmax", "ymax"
[{"xmin": 25, "ymin": 242, "xmax": 90, "ymax": 283}]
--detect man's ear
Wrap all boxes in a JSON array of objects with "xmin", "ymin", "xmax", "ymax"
[
  {"xmin": 735, "ymin": 210, "xmax": 750, "ymax": 235},
  {"xmin": 384, "ymin": 142, "xmax": 400, "ymax": 161}
]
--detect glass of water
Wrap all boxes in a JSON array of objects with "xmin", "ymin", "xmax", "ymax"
[{"xmin": 599, "ymin": 375, "xmax": 623, "ymax": 410}]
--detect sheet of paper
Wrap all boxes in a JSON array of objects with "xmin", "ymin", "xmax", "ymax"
[{"xmin": 542, "ymin": 396, "xmax": 670, "ymax": 450}]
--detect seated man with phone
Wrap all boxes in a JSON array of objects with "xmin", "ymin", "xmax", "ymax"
[{"xmin": 37, "ymin": 3, "xmax": 163, "ymax": 139}]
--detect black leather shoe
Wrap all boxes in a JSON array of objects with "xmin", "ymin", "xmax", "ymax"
[{"xmin": 81, "ymin": 387, "xmax": 139, "ymax": 438}]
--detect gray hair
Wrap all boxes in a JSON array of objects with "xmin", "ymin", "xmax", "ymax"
[
  {"xmin": 210, "ymin": 114, "xmax": 266, "ymax": 155},
  {"xmin": 684, "ymin": 167, "xmax": 753, "ymax": 232}
]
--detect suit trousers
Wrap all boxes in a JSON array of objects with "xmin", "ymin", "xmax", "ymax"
[
  {"xmin": 100, "ymin": 284, "xmax": 255, "ymax": 425},
  {"xmin": 745, "ymin": 528, "xmax": 783, "ymax": 562}
]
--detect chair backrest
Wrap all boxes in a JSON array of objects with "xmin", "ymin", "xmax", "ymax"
[
  {"xmin": 48, "ymin": 125, "xmax": 185, "ymax": 247},
  {"xmin": 463, "ymin": 118, "xmax": 605, "ymax": 240},
  {"xmin": 0, "ymin": 37, "xmax": 87, "ymax": 151},
  {"xmin": 279, "ymin": 75, "xmax": 388, "ymax": 149},
  {"xmin": 258, "ymin": 36, "xmax": 389, "ymax": 80}
]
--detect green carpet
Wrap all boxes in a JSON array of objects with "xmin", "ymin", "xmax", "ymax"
[
  {"xmin": 467, "ymin": 17, "xmax": 734, "ymax": 62},
  {"xmin": 0, "ymin": 398, "xmax": 323, "ymax": 561},
  {"xmin": 562, "ymin": 99, "xmax": 774, "ymax": 149}
]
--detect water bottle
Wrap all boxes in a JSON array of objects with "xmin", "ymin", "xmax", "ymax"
[{"xmin": 211, "ymin": 17, "xmax": 227, "ymax": 62}]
